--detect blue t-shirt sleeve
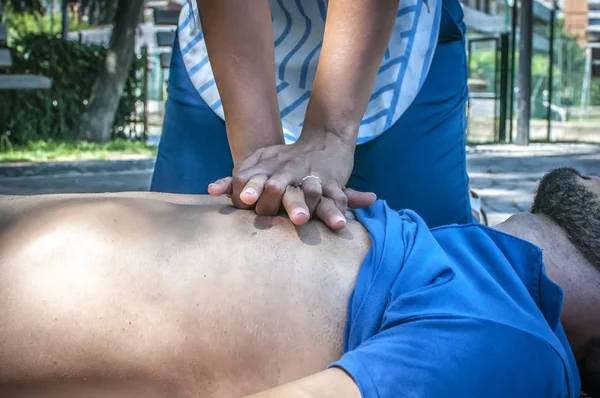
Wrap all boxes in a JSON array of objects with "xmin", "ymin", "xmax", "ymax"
[{"xmin": 331, "ymin": 317, "xmax": 570, "ymax": 398}]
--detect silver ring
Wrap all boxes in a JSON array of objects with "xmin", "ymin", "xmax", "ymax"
[{"xmin": 300, "ymin": 175, "xmax": 322, "ymax": 185}]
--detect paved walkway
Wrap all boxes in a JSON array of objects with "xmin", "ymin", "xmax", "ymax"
[
  {"xmin": 1, "ymin": 143, "xmax": 599, "ymax": 226},
  {"xmin": 467, "ymin": 143, "xmax": 600, "ymax": 225},
  {"xmin": 0, "ymin": 158, "xmax": 154, "ymax": 195}
]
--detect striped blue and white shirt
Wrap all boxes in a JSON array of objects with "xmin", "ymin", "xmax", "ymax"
[{"xmin": 178, "ymin": 0, "xmax": 442, "ymax": 145}]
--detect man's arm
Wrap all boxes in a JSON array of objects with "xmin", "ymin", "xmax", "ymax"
[
  {"xmin": 244, "ymin": 368, "xmax": 361, "ymax": 398},
  {"xmin": 197, "ymin": 0, "xmax": 284, "ymax": 165}
]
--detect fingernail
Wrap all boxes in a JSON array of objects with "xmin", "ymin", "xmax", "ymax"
[
  {"xmin": 208, "ymin": 183, "xmax": 215, "ymax": 188},
  {"xmin": 369, "ymin": 193, "xmax": 377, "ymax": 198},
  {"xmin": 243, "ymin": 188, "xmax": 256, "ymax": 197},
  {"xmin": 333, "ymin": 215, "xmax": 346, "ymax": 225},
  {"xmin": 293, "ymin": 209, "xmax": 308, "ymax": 218}
]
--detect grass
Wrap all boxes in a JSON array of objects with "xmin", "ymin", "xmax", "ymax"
[{"xmin": 0, "ymin": 140, "xmax": 158, "ymax": 163}]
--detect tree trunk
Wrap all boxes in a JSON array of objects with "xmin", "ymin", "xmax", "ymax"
[
  {"xmin": 77, "ymin": 0, "xmax": 144, "ymax": 142},
  {"xmin": 61, "ymin": 0, "xmax": 69, "ymax": 39},
  {"xmin": 516, "ymin": 0, "xmax": 532, "ymax": 145}
]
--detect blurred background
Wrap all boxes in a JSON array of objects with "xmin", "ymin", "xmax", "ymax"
[
  {"xmin": 0, "ymin": 0, "xmax": 599, "ymax": 226},
  {"xmin": 1, "ymin": 0, "xmax": 599, "ymax": 150},
  {"xmin": 464, "ymin": 0, "xmax": 600, "ymax": 144}
]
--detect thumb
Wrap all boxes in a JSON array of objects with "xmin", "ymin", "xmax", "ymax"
[
  {"xmin": 208, "ymin": 177, "xmax": 233, "ymax": 197},
  {"xmin": 345, "ymin": 188, "xmax": 377, "ymax": 209}
]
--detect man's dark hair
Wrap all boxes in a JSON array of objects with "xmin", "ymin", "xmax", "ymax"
[
  {"xmin": 531, "ymin": 167, "xmax": 600, "ymax": 397},
  {"xmin": 531, "ymin": 167, "xmax": 600, "ymax": 271}
]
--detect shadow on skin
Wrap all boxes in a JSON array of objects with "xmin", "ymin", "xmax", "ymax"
[
  {"xmin": 332, "ymin": 225, "xmax": 354, "ymax": 241},
  {"xmin": 293, "ymin": 222, "xmax": 322, "ymax": 246},
  {"xmin": 218, "ymin": 203, "xmax": 323, "ymax": 245},
  {"xmin": 253, "ymin": 215, "xmax": 285, "ymax": 230},
  {"xmin": 292, "ymin": 220, "xmax": 355, "ymax": 245},
  {"xmin": 208, "ymin": 203, "xmax": 355, "ymax": 245},
  {"xmin": 0, "ymin": 374, "xmax": 179, "ymax": 398},
  {"xmin": 218, "ymin": 205, "xmax": 237, "ymax": 215}
]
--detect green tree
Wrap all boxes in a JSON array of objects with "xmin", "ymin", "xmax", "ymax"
[
  {"xmin": 78, "ymin": 0, "xmax": 119, "ymax": 26},
  {"xmin": 4, "ymin": 11, "xmax": 88, "ymax": 42},
  {"xmin": 468, "ymin": 20, "xmax": 600, "ymax": 109},
  {"xmin": 76, "ymin": 0, "xmax": 145, "ymax": 142},
  {"xmin": 3, "ymin": 0, "xmax": 43, "ymax": 13}
]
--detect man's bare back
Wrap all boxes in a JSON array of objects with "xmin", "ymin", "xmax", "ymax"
[{"xmin": 0, "ymin": 193, "xmax": 370, "ymax": 398}]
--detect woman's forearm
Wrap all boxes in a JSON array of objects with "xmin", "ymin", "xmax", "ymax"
[
  {"xmin": 197, "ymin": 0, "xmax": 284, "ymax": 164},
  {"xmin": 301, "ymin": 0, "xmax": 400, "ymax": 144}
]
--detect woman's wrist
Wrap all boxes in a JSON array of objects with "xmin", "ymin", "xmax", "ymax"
[
  {"xmin": 299, "ymin": 84, "xmax": 361, "ymax": 149},
  {"xmin": 227, "ymin": 120, "xmax": 285, "ymax": 166},
  {"xmin": 299, "ymin": 109, "xmax": 359, "ymax": 150},
  {"xmin": 302, "ymin": 124, "xmax": 358, "ymax": 147},
  {"xmin": 297, "ymin": 125, "xmax": 357, "ymax": 162}
]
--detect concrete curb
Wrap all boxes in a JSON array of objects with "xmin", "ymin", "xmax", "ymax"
[
  {"xmin": 467, "ymin": 143, "xmax": 600, "ymax": 156},
  {"xmin": 1, "ymin": 143, "xmax": 598, "ymax": 179},
  {"xmin": 0, "ymin": 157, "xmax": 156, "ymax": 178}
]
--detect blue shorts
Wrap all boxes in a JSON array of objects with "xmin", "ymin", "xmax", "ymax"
[{"xmin": 150, "ymin": 35, "xmax": 472, "ymax": 228}]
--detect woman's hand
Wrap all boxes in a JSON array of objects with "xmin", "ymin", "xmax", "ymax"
[
  {"xmin": 236, "ymin": 132, "xmax": 355, "ymax": 214},
  {"xmin": 208, "ymin": 132, "xmax": 376, "ymax": 229},
  {"xmin": 209, "ymin": 176, "xmax": 376, "ymax": 230}
]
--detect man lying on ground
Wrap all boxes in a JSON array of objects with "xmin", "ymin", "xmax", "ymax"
[{"xmin": 0, "ymin": 167, "xmax": 598, "ymax": 398}]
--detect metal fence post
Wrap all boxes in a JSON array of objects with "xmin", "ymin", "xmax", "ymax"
[
  {"xmin": 499, "ymin": 33, "xmax": 510, "ymax": 143},
  {"xmin": 546, "ymin": 0, "xmax": 556, "ymax": 141},
  {"xmin": 508, "ymin": 0, "xmax": 518, "ymax": 142},
  {"xmin": 141, "ymin": 45, "xmax": 149, "ymax": 140},
  {"xmin": 516, "ymin": 0, "xmax": 532, "ymax": 145}
]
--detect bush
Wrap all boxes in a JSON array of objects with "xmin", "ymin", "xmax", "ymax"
[
  {"xmin": 0, "ymin": 34, "xmax": 146, "ymax": 145},
  {"xmin": 4, "ymin": 11, "xmax": 90, "ymax": 44}
]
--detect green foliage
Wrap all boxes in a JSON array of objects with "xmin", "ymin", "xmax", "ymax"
[
  {"xmin": 2, "ymin": 0, "xmax": 119, "ymax": 29},
  {"xmin": 0, "ymin": 139, "xmax": 157, "ymax": 162},
  {"xmin": 4, "ymin": 11, "xmax": 90, "ymax": 44},
  {"xmin": 469, "ymin": 49, "xmax": 496, "ymax": 87},
  {"xmin": 468, "ymin": 26, "xmax": 600, "ymax": 110},
  {"xmin": 469, "ymin": 50, "xmax": 555, "ymax": 90},
  {"xmin": 0, "ymin": 34, "xmax": 146, "ymax": 146},
  {"xmin": 2, "ymin": 0, "xmax": 44, "ymax": 14},
  {"xmin": 590, "ymin": 79, "xmax": 600, "ymax": 106}
]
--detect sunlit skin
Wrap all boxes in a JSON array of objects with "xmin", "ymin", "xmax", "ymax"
[
  {"xmin": 0, "ymin": 193, "xmax": 366, "ymax": 398},
  {"xmin": 0, "ymin": 173, "xmax": 599, "ymax": 397},
  {"xmin": 586, "ymin": 175, "xmax": 600, "ymax": 192}
]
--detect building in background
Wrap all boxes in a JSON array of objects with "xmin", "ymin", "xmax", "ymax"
[
  {"xmin": 563, "ymin": 0, "xmax": 588, "ymax": 44},
  {"xmin": 588, "ymin": 0, "xmax": 600, "ymax": 76},
  {"xmin": 60, "ymin": 0, "xmax": 597, "ymax": 142},
  {"xmin": 461, "ymin": 0, "xmax": 554, "ymax": 51},
  {"xmin": 563, "ymin": 0, "xmax": 600, "ymax": 81}
]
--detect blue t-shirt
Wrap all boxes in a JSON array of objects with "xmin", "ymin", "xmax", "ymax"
[
  {"xmin": 178, "ymin": 0, "xmax": 464, "ymax": 145},
  {"xmin": 331, "ymin": 201, "xmax": 581, "ymax": 397}
]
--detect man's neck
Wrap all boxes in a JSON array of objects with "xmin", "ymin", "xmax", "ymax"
[
  {"xmin": 494, "ymin": 213, "xmax": 579, "ymax": 265},
  {"xmin": 494, "ymin": 213, "xmax": 599, "ymax": 360}
]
